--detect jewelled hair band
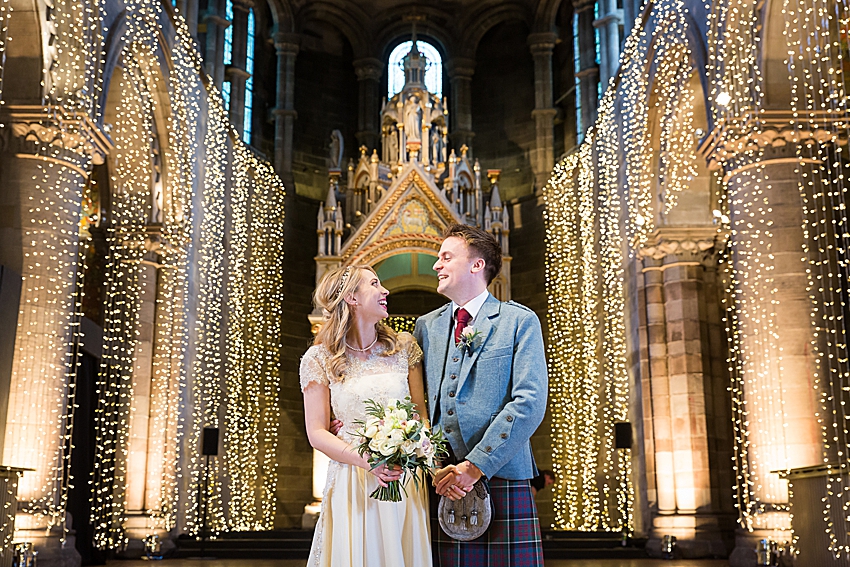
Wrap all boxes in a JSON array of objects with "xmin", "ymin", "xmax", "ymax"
[{"xmin": 334, "ymin": 266, "xmax": 353, "ymax": 300}]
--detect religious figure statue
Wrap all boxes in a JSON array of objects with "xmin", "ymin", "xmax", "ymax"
[
  {"xmin": 430, "ymin": 126, "xmax": 441, "ymax": 165},
  {"xmin": 404, "ymin": 95, "xmax": 422, "ymax": 143},
  {"xmin": 386, "ymin": 124, "xmax": 399, "ymax": 164},
  {"xmin": 329, "ymin": 129, "xmax": 344, "ymax": 170}
]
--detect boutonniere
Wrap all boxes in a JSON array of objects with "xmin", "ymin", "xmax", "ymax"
[{"xmin": 456, "ymin": 326, "xmax": 481, "ymax": 354}]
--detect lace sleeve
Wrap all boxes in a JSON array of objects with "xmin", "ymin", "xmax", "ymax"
[
  {"xmin": 300, "ymin": 346, "xmax": 330, "ymax": 391},
  {"xmin": 400, "ymin": 332, "xmax": 423, "ymax": 366}
]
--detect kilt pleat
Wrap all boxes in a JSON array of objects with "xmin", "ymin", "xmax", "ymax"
[{"xmin": 432, "ymin": 478, "xmax": 544, "ymax": 567}]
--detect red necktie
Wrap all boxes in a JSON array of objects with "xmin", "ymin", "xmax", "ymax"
[{"xmin": 454, "ymin": 308, "xmax": 471, "ymax": 344}]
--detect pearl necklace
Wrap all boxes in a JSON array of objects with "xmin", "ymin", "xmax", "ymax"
[{"xmin": 345, "ymin": 335, "xmax": 378, "ymax": 352}]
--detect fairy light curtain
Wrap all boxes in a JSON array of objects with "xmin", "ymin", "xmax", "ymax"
[
  {"xmin": 543, "ymin": 0, "xmax": 698, "ymax": 532},
  {"xmin": 27, "ymin": 0, "xmax": 289, "ymax": 547},
  {"xmin": 782, "ymin": 0, "xmax": 850, "ymax": 556}
]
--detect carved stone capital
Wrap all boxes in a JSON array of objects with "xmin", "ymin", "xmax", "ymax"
[
  {"xmin": 274, "ymin": 32, "xmax": 300, "ymax": 55},
  {"xmin": 353, "ymin": 58, "xmax": 383, "ymax": 82},
  {"xmin": 527, "ymin": 32, "xmax": 558, "ymax": 53},
  {"xmin": 1, "ymin": 105, "xmax": 112, "ymax": 169},
  {"xmin": 700, "ymin": 110, "xmax": 848, "ymax": 170},
  {"xmin": 638, "ymin": 227, "xmax": 728, "ymax": 265},
  {"xmin": 446, "ymin": 57, "xmax": 475, "ymax": 80}
]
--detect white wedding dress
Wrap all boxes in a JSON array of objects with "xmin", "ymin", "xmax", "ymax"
[{"xmin": 300, "ymin": 332, "xmax": 432, "ymax": 567}]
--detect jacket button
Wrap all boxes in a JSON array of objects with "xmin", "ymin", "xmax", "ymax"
[
  {"xmin": 485, "ymin": 446, "xmax": 493, "ymax": 452},
  {"xmin": 447, "ymin": 409, "xmax": 454, "ymax": 416},
  {"xmin": 506, "ymin": 415, "xmax": 513, "ymax": 422},
  {"xmin": 500, "ymin": 433, "xmax": 507, "ymax": 439},
  {"xmin": 453, "ymin": 357, "xmax": 459, "ymax": 362},
  {"xmin": 446, "ymin": 428, "xmax": 452, "ymax": 433},
  {"xmin": 433, "ymin": 395, "xmax": 437, "ymax": 401},
  {"xmin": 450, "ymin": 374, "xmax": 457, "ymax": 380},
  {"xmin": 449, "ymin": 392, "xmax": 455, "ymax": 398}
]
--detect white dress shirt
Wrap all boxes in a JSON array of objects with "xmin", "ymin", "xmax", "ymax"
[{"xmin": 451, "ymin": 289, "xmax": 491, "ymax": 332}]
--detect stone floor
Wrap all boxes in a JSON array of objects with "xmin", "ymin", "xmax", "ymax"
[{"xmin": 109, "ymin": 559, "xmax": 730, "ymax": 566}]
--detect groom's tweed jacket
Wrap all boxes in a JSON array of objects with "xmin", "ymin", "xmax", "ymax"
[{"xmin": 413, "ymin": 294, "xmax": 548, "ymax": 480}]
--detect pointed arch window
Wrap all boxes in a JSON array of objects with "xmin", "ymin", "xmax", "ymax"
[
  {"xmin": 222, "ymin": 0, "xmax": 234, "ymax": 110},
  {"xmin": 243, "ymin": 8, "xmax": 255, "ymax": 144},
  {"xmin": 387, "ymin": 40, "xmax": 442, "ymax": 98}
]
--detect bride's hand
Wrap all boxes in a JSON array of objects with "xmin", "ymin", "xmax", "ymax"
[{"xmin": 368, "ymin": 463, "xmax": 403, "ymax": 487}]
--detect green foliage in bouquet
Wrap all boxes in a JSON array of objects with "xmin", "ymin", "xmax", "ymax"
[{"xmin": 352, "ymin": 396, "xmax": 448, "ymax": 502}]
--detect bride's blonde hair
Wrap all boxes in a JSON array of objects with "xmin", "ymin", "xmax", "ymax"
[{"xmin": 313, "ymin": 264, "xmax": 400, "ymax": 380}]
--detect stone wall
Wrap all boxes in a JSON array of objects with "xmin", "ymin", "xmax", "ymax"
[
  {"xmin": 275, "ymin": 193, "xmax": 320, "ymax": 527},
  {"xmin": 292, "ymin": 23, "xmax": 359, "ymax": 201},
  {"xmin": 472, "ymin": 20, "xmax": 537, "ymax": 203}
]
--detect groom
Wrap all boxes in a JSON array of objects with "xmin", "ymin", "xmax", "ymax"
[{"xmin": 414, "ymin": 223, "xmax": 548, "ymax": 566}]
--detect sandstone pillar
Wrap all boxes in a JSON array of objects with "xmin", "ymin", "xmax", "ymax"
[
  {"xmin": 274, "ymin": 33, "xmax": 298, "ymax": 186},
  {"xmin": 447, "ymin": 57, "xmax": 475, "ymax": 152},
  {"xmin": 0, "ymin": 108, "xmax": 109, "ymax": 567},
  {"xmin": 353, "ymin": 58, "xmax": 382, "ymax": 152},
  {"xmin": 714, "ymin": 142, "xmax": 824, "ymax": 566},
  {"xmin": 638, "ymin": 229, "xmax": 736, "ymax": 558},
  {"xmin": 528, "ymin": 32, "xmax": 558, "ymax": 189}
]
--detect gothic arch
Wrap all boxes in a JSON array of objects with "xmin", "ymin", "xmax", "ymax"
[
  {"xmin": 376, "ymin": 24, "xmax": 454, "ymax": 63},
  {"xmin": 265, "ymin": 0, "xmax": 294, "ymax": 32},
  {"xmin": 295, "ymin": 1, "xmax": 371, "ymax": 58},
  {"xmin": 458, "ymin": 1, "xmax": 532, "ymax": 58},
  {"xmin": 533, "ymin": 0, "xmax": 563, "ymax": 33}
]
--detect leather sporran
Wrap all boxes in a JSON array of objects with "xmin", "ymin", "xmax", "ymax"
[{"xmin": 437, "ymin": 478, "xmax": 493, "ymax": 541}]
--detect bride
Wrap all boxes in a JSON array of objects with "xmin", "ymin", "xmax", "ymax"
[{"xmin": 300, "ymin": 264, "xmax": 432, "ymax": 566}]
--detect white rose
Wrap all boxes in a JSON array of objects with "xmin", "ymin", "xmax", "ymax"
[
  {"xmin": 461, "ymin": 325, "xmax": 476, "ymax": 338},
  {"xmin": 401, "ymin": 439, "xmax": 416, "ymax": 455},
  {"xmin": 378, "ymin": 439, "xmax": 398, "ymax": 456},
  {"xmin": 389, "ymin": 428, "xmax": 405, "ymax": 443}
]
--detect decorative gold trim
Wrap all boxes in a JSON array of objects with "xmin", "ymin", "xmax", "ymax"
[
  {"xmin": 340, "ymin": 167, "xmax": 458, "ymax": 261},
  {"xmin": 350, "ymin": 236, "xmax": 443, "ymax": 266}
]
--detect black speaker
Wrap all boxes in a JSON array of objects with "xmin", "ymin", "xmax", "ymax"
[
  {"xmin": 202, "ymin": 427, "xmax": 219, "ymax": 456},
  {"xmin": 614, "ymin": 422, "xmax": 632, "ymax": 449}
]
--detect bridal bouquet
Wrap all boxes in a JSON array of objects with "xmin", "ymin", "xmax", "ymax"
[{"xmin": 352, "ymin": 396, "xmax": 448, "ymax": 502}]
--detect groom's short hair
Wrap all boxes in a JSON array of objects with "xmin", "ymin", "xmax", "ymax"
[{"xmin": 443, "ymin": 224, "xmax": 502, "ymax": 284}]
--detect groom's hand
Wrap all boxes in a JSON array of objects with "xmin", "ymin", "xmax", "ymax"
[
  {"xmin": 435, "ymin": 461, "xmax": 482, "ymax": 500},
  {"xmin": 433, "ymin": 465, "xmax": 457, "ymax": 486},
  {"xmin": 328, "ymin": 419, "xmax": 343, "ymax": 436}
]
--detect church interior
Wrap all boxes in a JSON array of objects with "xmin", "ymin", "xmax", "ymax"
[{"xmin": 0, "ymin": 0, "xmax": 848, "ymax": 565}]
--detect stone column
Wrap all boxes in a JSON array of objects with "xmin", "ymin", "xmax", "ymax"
[
  {"xmin": 528, "ymin": 32, "xmax": 558, "ymax": 190},
  {"xmin": 595, "ymin": 0, "xmax": 623, "ymax": 88},
  {"xmin": 184, "ymin": 0, "xmax": 199, "ymax": 38},
  {"xmin": 353, "ymin": 58, "xmax": 382, "ymax": 152},
  {"xmin": 122, "ymin": 261, "xmax": 164, "ymax": 554},
  {"xmin": 227, "ymin": 0, "xmax": 251, "ymax": 136},
  {"xmin": 638, "ymin": 229, "xmax": 736, "ymax": 558},
  {"xmin": 447, "ymin": 57, "xmax": 475, "ymax": 152},
  {"xmin": 0, "ymin": 109, "xmax": 109, "ymax": 567},
  {"xmin": 204, "ymin": 0, "xmax": 229, "ymax": 88},
  {"xmin": 274, "ymin": 33, "xmax": 298, "ymax": 186},
  {"xmin": 716, "ymin": 142, "xmax": 824, "ymax": 565}
]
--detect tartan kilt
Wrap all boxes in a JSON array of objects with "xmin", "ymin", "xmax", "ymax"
[{"xmin": 432, "ymin": 478, "xmax": 544, "ymax": 567}]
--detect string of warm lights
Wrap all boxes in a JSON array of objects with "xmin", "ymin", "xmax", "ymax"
[
  {"xmin": 544, "ymin": 0, "xmax": 699, "ymax": 531},
  {"xmin": 186, "ymin": 85, "xmax": 229, "ymax": 535},
  {"xmin": 76, "ymin": 0, "xmax": 287, "ymax": 544},
  {"xmin": 91, "ymin": 45, "xmax": 156, "ymax": 550},
  {"xmin": 224, "ymin": 142, "xmax": 286, "ymax": 530},
  {"xmin": 783, "ymin": 0, "xmax": 850, "ymax": 555},
  {"xmin": 0, "ymin": 0, "xmax": 10, "ymax": 106}
]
